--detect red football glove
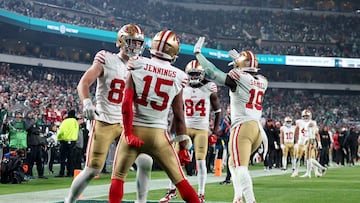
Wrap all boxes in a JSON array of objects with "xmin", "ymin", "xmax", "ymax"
[
  {"xmin": 178, "ymin": 148, "xmax": 191, "ymax": 166},
  {"xmin": 122, "ymin": 88, "xmax": 144, "ymax": 148}
]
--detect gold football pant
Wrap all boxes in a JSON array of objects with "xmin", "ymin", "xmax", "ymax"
[
  {"xmin": 228, "ymin": 121, "xmax": 262, "ymax": 167},
  {"xmin": 186, "ymin": 128, "xmax": 208, "ymax": 160},
  {"xmin": 85, "ymin": 121, "xmax": 122, "ymax": 170},
  {"xmin": 112, "ymin": 126, "xmax": 187, "ymax": 184}
]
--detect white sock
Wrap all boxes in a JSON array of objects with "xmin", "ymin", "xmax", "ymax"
[
  {"xmin": 311, "ymin": 159, "xmax": 325, "ymax": 170},
  {"xmin": 306, "ymin": 160, "xmax": 312, "ymax": 175},
  {"xmin": 296, "ymin": 158, "xmax": 301, "ymax": 173},
  {"xmin": 229, "ymin": 165, "xmax": 242, "ymax": 200},
  {"xmin": 168, "ymin": 181, "xmax": 176, "ymax": 190},
  {"xmin": 65, "ymin": 167, "xmax": 101, "ymax": 203},
  {"xmin": 135, "ymin": 154, "xmax": 153, "ymax": 203},
  {"xmin": 291, "ymin": 157, "xmax": 296, "ymax": 170},
  {"xmin": 235, "ymin": 166, "xmax": 255, "ymax": 203},
  {"xmin": 282, "ymin": 156, "xmax": 287, "ymax": 169},
  {"xmin": 197, "ymin": 159, "xmax": 207, "ymax": 195}
]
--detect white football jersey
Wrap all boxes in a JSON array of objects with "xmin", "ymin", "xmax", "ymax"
[
  {"xmin": 296, "ymin": 119, "xmax": 317, "ymax": 145},
  {"xmin": 307, "ymin": 121, "xmax": 318, "ymax": 140},
  {"xmin": 129, "ymin": 57, "xmax": 188, "ymax": 129},
  {"xmin": 280, "ymin": 125, "xmax": 296, "ymax": 143},
  {"xmin": 93, "ymin": 50, "xmax": 128, "ymax": 124},
  {"xmin": 183, "ymin": 81, "xmax": 217, "ymax": 130},
  {"xmin": 228, "ymin": 69, "xmax": 268, "ymax": 129}
]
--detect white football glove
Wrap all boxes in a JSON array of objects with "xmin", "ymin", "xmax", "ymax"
[
  {"xmin": 82, "ymin": 98, "xmax": 97, "ymax": 120},
  {"xmin": 281, "ymin": 144, "xmax": 285, "ymax": 150},
  {"xmin": 228, "ymin": 49, "xmax": 240, "ymax": 61},
  {"xmin": 194, "ymin": 37, "xmax": 205, "ymax": 54},
  {"xmin": 171, "ymin": 134, "xmax": 193, "ymax": 150},
  {"xmin": 318, "ymin": 142, "xmax": 322, "ymax": 150},
  {"xmin": 274, "ymin": 141, "xmax": 279, "ymax": 150}
]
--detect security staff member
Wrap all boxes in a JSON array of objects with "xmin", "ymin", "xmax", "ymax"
[{"xmin": 56, "ymin": 110, "xmax": 79, "ymax": 177}]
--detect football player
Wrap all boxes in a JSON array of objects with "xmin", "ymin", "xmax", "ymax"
[
  {"xmin": 279, "ymin": 116, "xmax": 296, "ymax": 171},
  {"xmin": 298, "ymin": 110, "xmax": 327, "ymax": 178},
  {"xmin": 65, "ymin": 24, "xmax": 153, "ymax": 203},
  {"xmin": 108, "ymin": 30, "xmax": 200, "ymax": 203},
  {"xmin": 292, "ymin": 109, "xmax": 327, "ymax": 178},
  {"xmin": 160, "ymin": 60, "xmax": 221, "ymax": 203},
  {"xmin": 194, "ymin": 37, "xmax": 268, "ymax": 203}
]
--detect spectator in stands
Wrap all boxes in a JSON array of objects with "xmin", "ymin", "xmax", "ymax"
[{"xmin": 1, "ymin": 0, "xmax": 360, "ymax": 58}]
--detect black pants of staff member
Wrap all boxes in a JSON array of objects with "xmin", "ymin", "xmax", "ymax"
[
  {"xmin": 58, "ymin": 141, "xmax": 76, "ymax": 177},
  {"xmin": 349, "ymin": 144, "xmax": 358, "ymax": 165},
  {"xmin": 319, "ymin": 147, "xmax": 330, "ymax": 167},
  {"xmin": 335, "ymin": 148, "xmax": 345, "ymax": 166},
  {"xmin": 73, "ymin": 147, "xmax": 83, "ymax": 170},
  {"xmin": 274, "ymin": 148, "xmax": 282, "ymax": 168},
  {"xmin": 26, "ymin": 145, "xmax": 45, "ymax": 177},
  {"xmin": 264, "ymin": 149, "xmax": 276, "ymax": 169}
]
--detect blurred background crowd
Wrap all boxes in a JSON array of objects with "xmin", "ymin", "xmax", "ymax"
[{"xmin": 0, "ymin": 0, "xmax": 359, "ymax": 62}]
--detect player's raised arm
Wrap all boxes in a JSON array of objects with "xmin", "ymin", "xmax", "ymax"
[{"xmin": 194, "ymin": 37, "xmax": 227, "ymax": 85}]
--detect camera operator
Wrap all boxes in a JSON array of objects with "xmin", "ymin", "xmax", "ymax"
[{"xmin": 25, "ymin": 112, "xmax": 48, "ymax": 179}]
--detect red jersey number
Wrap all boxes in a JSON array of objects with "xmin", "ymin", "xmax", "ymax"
[
  {"xmin": 184, "ymin": 99, "xmax": 206, "ymax": 117},
  {"xmin": 285, "ymin": 132, "xmax": 294, "ymax": 140},
  {"xmin": 246, "ymin": 89, "xmax": 264, "ymax": 110},
  {"xmin": 108, "ymin": 78, "xmax": 125, "ymax": 104},
  {"xmin": 136, "ymin": 75, "xmax": 173, "ymax": 111}
]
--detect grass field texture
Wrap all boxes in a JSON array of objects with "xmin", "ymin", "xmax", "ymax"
[
  {"xmin": 0, "ymin": 164, "xmax": 359, "ymax": 203},
  {"xmin": 122, "ymin": 166, "xmax": 360, "ymax": 203}
]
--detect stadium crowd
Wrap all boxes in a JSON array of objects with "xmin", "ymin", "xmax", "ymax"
[{"xmin": 1, "ymin": 0, "xmax": 359, "ymax": 61}]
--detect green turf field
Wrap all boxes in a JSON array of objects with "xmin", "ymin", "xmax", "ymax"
[
  {"xmin": 1, "ymin": 164, "xmax": 359, "ymax": 203},
  {"xmin": 123, "ymin": 165, "xmax": 360, "ymax": 203}
]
